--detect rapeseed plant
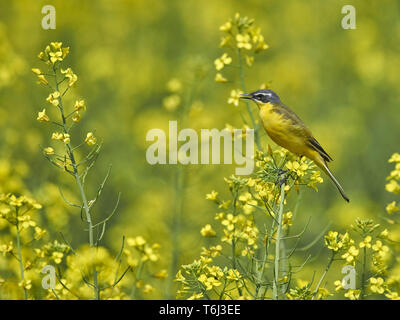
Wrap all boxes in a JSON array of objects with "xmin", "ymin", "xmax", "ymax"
[
  {"xmin": 175, "ymin": 14, "xmax": 400, "ymax": 301},
  {"xmin": 28, "ymin": 42, "xmax": 165, "ymax": 299}
]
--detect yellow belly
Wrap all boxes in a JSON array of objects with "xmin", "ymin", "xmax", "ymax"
[{"xmin": 259, "ymin": 105, "xmax": 307, "ymax": 156}]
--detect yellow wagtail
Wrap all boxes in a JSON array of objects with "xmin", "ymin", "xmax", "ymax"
[{"xmin": 241, "ymin": 89, "xmax": 349, "ymax": 202}]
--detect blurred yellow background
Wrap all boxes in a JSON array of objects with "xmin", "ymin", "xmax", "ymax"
[{"xmin": 1, "ymin": 0, "xmax": 400, "ymax": 299}]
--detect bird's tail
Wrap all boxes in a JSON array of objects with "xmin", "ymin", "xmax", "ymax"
[{"xmin": 320, "ymin": 161, "xmax": 350, "ymax": 202}]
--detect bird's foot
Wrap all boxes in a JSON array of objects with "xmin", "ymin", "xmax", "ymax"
[{"xmin": 275, "ymin": 169, "xmax": 289, "ymax": 186}]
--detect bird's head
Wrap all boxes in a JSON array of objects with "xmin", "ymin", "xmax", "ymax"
[{"xmin": 240, "ymin": 89, "xmax": 281, "ymax": 106}]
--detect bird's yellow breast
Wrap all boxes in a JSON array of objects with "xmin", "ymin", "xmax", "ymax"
[{"xmin": 258, "ymin": 103, "xmax": 308, "ymax": 156}]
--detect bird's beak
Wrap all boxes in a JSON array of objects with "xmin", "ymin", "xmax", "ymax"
[{"xmin": 240, "ymin": 93, "xmax": 253, "ymax": 100}]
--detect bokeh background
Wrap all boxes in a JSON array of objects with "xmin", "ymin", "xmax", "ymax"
[{"xmin": 1, "ymin": 0, "xmax": 400, "ymax": 299}]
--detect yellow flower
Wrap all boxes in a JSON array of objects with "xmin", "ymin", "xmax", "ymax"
[
  {"xmin": 218, "ymin": 200, "xmax": 231, "ymax": 210},
  {"xmin": 385, "ymin": 290, "xmax": 400, "ymax": 300},
  {"xmin": 245, "ymin": 55, "xmax": 254, "ymax": 67},
  {"xmin": 238, "ymin": 192, "xmax": 252, "ymax": 202},
  {"xmin": 334, "ymin": 280, "xmax": 343, "ymax": 292},
  {"xmin": 85, "ymin": 132, "xmax": 97, "ymax": 146},
  {"xmin": 359, "ymin": 236, "xmax": 372, "ymax": 248},
  {"xmin": 32, "ymin": 68, "xmax": 48, "ymax": 84},
  {"xmin": 215, "ymin": 73, "xmax": 227, "ymax": 83},
  {"xmin": 18, "ymin": 279, "xmax": 32, "ymax": 290},
  {"xmin": 201, "ymin": 245, "xmax": 222, "ymax": 258},
  {"xmin": 51, "ymin": 132, "xmax": 70, "ymax": 144},
  {"xmin": 341, "ymin": 245, "xmax": 359, "ymax": 264},
  {"xmin": 221, "ymin": 213, "xmax": 237, "ymax": 231},
  {"xmin": 19, "ymin": 215, "xmax": 37, "ymax": 230},
  {"xmin": 219, "ymin": 35, "xmax": 231, "ymax": 47},
  {"xmin": 49, "ymin": 50, "xmax": 63, "ymax": 64},
  {"xmin": 226, "ymin": 269, "xmax": 241, "ymax": 281},
  {"xmin": 163, "ymin": 94, "xmax": 181, "ymax": 111},
  {"xmin": 50, "ymin": 42, "xmax": 63, "ymax": 50},
  {"xmin": 214, "ymin": 53, "xmax": 232, "ymax": 71},
  {"xmin": 296, "ymin": 279, "xmax": 309, "ymax": 288},
  {"xmin": 51, "ymin": 132, "xmax": 64, "ymax": 140},
  {"xmin": 62, "ymin": 133, "xmax": 70, "ymax": 144},
  {"xmin": 282, "ymin": 211, "xmax": 293, "ymax": 229},
  {"xmin": 236, "ymin": 34, "xmax": 252, "ymax": 50},
  {"xmin": 219, "ymin": 21, "xmax": 232, "ymax": 32},
  {"xmin": 166, "ymin": 78, "xmax": 182, "ymax": 92},
  {"xmin": 386, "ymin": 201, "xmax": 399, "ymax": 214},
  {"xmin": 72, "ymin": 112, "xmax": 81, "ymax": 123},
  {"xmin": 255, "ymin": 40, "xmax": 269, "ymax": 53},
  {"xmin": 187, "ymin": 292, "xmax": 203, "ymax": 300},
  {"xmin": 389, "ymin": 153, "xmax": 400, "ymax": 163},
  {"xmin": 31, "ymin": 68, "xmax": 41, "ymax": 75},
  {"xmin": 154, "ymin": 269, "xmax": 168, "ymax": 279},
  {"xmin": 198, "ymin": 274, "xmax": 221, "ymax": 291},
  {"xmin": 0, "ymin": 242, "xmax": 13, "ymax": 256},
  {"xmin": 285, "ymin": 160, "xmax": 308, "ymax": 177},
  {"xmin": 205, "ymin": 190, "xmax": 218, "ymax": 201},
  {"xmin": 344, "ymin": 289, "xmax": 360, "ymax": 300},
  {"xmin": 43, "ymin": 147, "xmax": 55, "ymax": 155},
  {"xmin": 175, "ymin": 270, "xmax": 186, "ymax": 283},
  {"xmin": 325, "ymin": 231, "xmax": 343, "ymax": 251},
  {"xmin": 143, "ymin": 247, "xmax": 158, "ymax": 261},
  {"xmin": 46, "ymin": 91, "xmax": 61, "ymax": 107},
  {"xmin": 52, "ymin": 252, "xmax": 64, "ymax": 264},
  {"xmin": 372, "ymin": 240, "xmax": 389, "ymax": 256},
  {"xmin": 37, "ymin": 109, "xmax": 50, "ymax": 122},
  {"xmin": 238, "ymin": 192, "xmax": 257, "ymax": 214},
  {"xmin": 127, "ymin": 236, "xmax": 146, "ymax": 247},
  {"xmin": 227, "ymin": 89, "xmax": 243, "ymax": 107},
  {"xmin": 207, "ymin": 265, "xmax": 224, "ymax": 278},
  {"xmin": 61, "ymin": 68, "xmax": 78, "ymax": 87},
  {"xmin": 379, "ymin": 229, "xmax": 389, "ymax": 239},
  {"xmin": 369, "ymin": 277, "xmax": 385, "ymax": 294},
  {"xmin": 34, "ymin": 226, "xmax": 46, "ymax": 240},
  {"xmin": 37, "ymin": 74, "xmax": 48, "ymax": 85},
  {"xmin": 74, "ymin": 100, "xmax": 86, "ymax": 111},
  {"xmin": 143, "ymin": 284, "xmax": 154, "ymax": 294},
  {"xmin": 200, "ymin": 224, "xmax": 216, "ymax": 237},
  {"xmin": 385, "ymin": 180, "xmax": 400, "ymax": 194}
]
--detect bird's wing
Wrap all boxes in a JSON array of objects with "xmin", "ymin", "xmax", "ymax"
[
  {"xmin": 274, "ymin": 104, "xmax": 333, "ymax": 162},
  {"xmin": 307, "ymin": 137, "xmax": 333, "ymax": 162}
]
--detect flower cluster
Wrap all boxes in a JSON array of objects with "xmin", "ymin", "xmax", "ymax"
[
  {"xmin": 0, "ymin": 193, "xmax": 49, "ymax": 299},
  {"xmin": 33, "ymin": 42, "xmax": 96, "ymax": 165},
  {"xmin": 385, "ymin": 153, "xmax": 400, "ymax": 214},
  {"xmin": 175, "ymin": 257, "xmax": 245, "ymax": 300},
  {"xmin": 162, "ymin": 78, "xmax": 183, "ymax": 111},
  {"xmin": 175, "ymin": 145, "xmax": 326, "ymax": 300},
  {"xmin": 215, "ymin": 13, "xmax": 269, "ymax": 86},
  {"xmin": 286, "ymin": 280, "xmax": 332, "ymax": 300},
  {"xmin": 326, "ymin": 218, "xmax": 397, "ymax": 300},
  {"xmin": 0, "ymin": 193, "xmax": 42, "ymax": 226}
]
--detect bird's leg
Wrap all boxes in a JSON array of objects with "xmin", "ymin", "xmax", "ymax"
[{"xmin": 275, "ymin": 168, "xmax": 289, "ymax": 186}]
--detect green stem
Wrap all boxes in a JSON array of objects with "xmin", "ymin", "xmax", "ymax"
[
  {"xmin": 53, "ymin": 65, "xmax": 99, "ymax": 300},
  {"xmin": 273, "ymin": 183, "xmax": 286, "ymax": 300},
  {"xmin": 237, "ymin": 48, "xmax": 261, "ymax": 151},
  {"xmin": 312, "ymin": 251, "xmax": 335, "ymax": 300},
  {"xmin": 130, "ymin": 261, "xmax": 145, "ymax": 299},
  {"xmin": 167, "ymin": 81, "xmax": 199, "ymax": 298},
  {"xmin": 360, "ymin": 246, "xmax": 367, "ymax": 300},
  {"xmin": 169, "ymin": 164, "xmax": 185, "ymax": 297},
  {"xmin": 254, "ymin": 236, "xmax": 268, "ymax": 299},
  {"xmin": 231, "ymin": 190, "xmax": 242, "ymax": 296},
  {"xmin": 15, "ymin": 209, "xmax": 28, "ymax": 300}
]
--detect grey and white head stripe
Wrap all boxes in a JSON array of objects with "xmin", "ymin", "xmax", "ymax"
[{"xmin": 246, "ymin": 89, "xmax": 281, "ymax": 104}]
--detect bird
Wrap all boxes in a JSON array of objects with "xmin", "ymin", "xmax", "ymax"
[{"xmin": 240, "ymin": 89, "xmax": 349, "ymax": 202}]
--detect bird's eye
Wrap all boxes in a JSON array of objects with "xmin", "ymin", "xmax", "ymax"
[{"xmin": 256, "ymin": 94, "xmax": 267, "ymax": 102}]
